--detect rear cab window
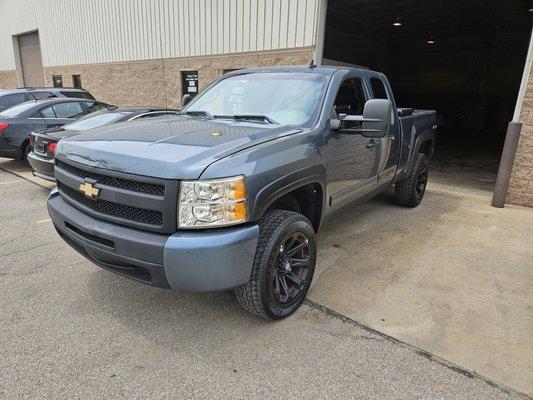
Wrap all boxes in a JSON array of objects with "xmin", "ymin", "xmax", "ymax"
[{"xmin": 369, "ymin": 77, "xmax": 389, "ymax": 99}]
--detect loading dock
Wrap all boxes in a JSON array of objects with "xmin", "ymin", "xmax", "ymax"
[{"xmin": 316, "ymin": 0, "xmax": 532, "ymax": 197}]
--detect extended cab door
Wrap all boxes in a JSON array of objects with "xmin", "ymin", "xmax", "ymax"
[
  {"xmin": 324, "ymin": 75, "xmax": 381, "ymax": 208},
  {"xmin": 364, "ymin": 71, "xmax": 401, "ymax": 183}
]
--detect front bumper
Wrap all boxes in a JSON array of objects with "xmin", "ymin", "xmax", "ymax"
[
  {"xmin": 28, "ymin": 151, "xmax": 55, "ymax": 181},
  {"xmin": 48, "ymin": 188, "xmax": 259, "ymax": 292}
]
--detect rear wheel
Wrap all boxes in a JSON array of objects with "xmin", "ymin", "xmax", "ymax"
[
  {"xmin": 234, "ymin": 210, "xmax": 316, "ymax": 320},
  {"xmin": 395, "ymin": 153, "xmax": 429, "ymax": 207}
]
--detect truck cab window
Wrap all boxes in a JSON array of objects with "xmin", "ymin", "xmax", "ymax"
[
  {"xmin": 333, "ymin": 79, "xmax": 366, "ymax": 117},
  {"xmin": 370, "ymin": 77, "xmax": 388, "ymax": 99}
]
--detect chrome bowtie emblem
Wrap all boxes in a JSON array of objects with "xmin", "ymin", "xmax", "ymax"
[{"xmin": 79, "ymin": 181, "xmax": 100, "ymax": 199}]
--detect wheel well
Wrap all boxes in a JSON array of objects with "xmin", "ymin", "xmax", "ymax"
[
  {"xmin": 265, "ymin": 183, "xmax": 323, "ymax": 232},
  {"xmin": 418, "ymin": 139, "xmax": 434, "ymax": 157}
]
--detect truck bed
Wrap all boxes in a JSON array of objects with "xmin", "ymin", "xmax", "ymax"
[{"xmin": 397, "ymin": 108, "xmax": 437, "ymax": 177}]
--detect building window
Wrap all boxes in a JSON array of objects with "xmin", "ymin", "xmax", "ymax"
[
  {"xmin": 181, "ymin": 71, "xmax": 199, "ymax": 98},
  {"xmin": 52, "ymin": 75, "xmax": 63, "ymax": 88},
  {"xmin": 72, "ymin": 74, "xmax": 82, "ymax": 89}
]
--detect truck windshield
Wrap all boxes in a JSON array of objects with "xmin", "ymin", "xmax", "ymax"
[{"xmin": 183, "ymin": 72, "xmax": 328, "ymax": 127}]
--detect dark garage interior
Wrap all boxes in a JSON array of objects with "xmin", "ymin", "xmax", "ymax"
[{"xmin": 322, "ymin": 0, "xmax": 532, "ymax": 193}]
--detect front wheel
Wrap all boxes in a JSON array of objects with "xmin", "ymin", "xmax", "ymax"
[{"xmin": 234, "ymin": 210, "xmax": 316, "ymax": 320}]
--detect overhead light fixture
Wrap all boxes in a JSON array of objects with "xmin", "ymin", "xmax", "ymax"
[
  {"xmin": 426, "ymin": 35, "xmax": 435, "ymax": 44},
  {"xmin": 393, "ymin": 17, "xmax": 402, "ymax": 27}
]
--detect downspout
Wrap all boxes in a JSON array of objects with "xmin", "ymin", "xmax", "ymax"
[{"xmin": 314, "ymin": 0, "xmax": 328, "ymax": 66}]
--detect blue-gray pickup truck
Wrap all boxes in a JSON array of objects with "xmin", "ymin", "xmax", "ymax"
[{"xmin": 47, "ymin": 66, "xmax": 437, "ymax": 320}]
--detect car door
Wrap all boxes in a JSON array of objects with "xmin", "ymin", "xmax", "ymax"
[
  {"xmin": 365, "ymin": 72, "xmax": 401, "ymax": 183},
  {"xmin": 324, "ymin": 76, "xmax": 381, "ymax": 208}
]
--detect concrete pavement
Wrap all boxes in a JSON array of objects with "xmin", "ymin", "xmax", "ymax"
[
  {"xmin": 0, "ymin": 165, "xmax": 528, "ymax": 399},
  {"xmin": 310, "ymin": 178, "xmax": 533, "ymax": 396}
]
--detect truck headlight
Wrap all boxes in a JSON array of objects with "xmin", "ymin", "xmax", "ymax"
[{"xmin": 178, "ymin": 176, "xmax": 247, "ymax": 228}]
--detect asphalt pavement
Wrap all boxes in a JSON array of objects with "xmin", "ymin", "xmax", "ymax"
[{"xmin": 0, "ymin": 167, "xmax": 527, "ymax": 400}]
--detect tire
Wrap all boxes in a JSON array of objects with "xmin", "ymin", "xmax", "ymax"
[
  {"xmin": 234, "ymin": 210, "xmax": 316, "ymax": 320},
  {"xmin": 395, "ymin": 153, "xmax": 429, "ymax": 207}
]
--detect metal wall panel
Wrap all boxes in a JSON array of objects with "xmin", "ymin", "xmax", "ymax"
[{"xmin": 0, "ymin": 0, "xmax": 319, "ymax": 71}]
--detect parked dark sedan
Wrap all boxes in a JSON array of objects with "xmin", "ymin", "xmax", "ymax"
[
  {"xmin": 0, "ymin": 87, "xmax": 96, "ymax": 112},
  {"xmin": 28, "ymin": 107, "xmax": 179, "ymax": 181},
  {"xmin": 0, "ymin": 98, "xmax": 108, "ymax": 161}
]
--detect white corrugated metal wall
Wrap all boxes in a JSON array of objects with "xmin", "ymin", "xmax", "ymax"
[{"xmin": 0, "ymin": 0, "xmax": 319, "ymax": 71}]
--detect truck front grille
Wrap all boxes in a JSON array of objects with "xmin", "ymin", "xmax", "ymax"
[
  {"xmin": 58, "ymin": 182, "xmax": 163, "ymax": 226},
  {"xmin": 55, "ymin": 159, "xmax": 165, "ymax": 196},
  {"xmin": 54, "ymin": 158, "xmax": 179, "ymax": 233}
]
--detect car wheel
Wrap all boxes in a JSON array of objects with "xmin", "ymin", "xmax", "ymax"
[
  {"xmin": 395, "ymin": 153, "xmax": 429, "ymax": 207},
  {"xmin": 234, "ymin": 210, "xmax": 316, "ymax": 320}
]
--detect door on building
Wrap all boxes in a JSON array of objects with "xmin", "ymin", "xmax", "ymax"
[{"xmin": 17, "ymin": 32, "xmax": 45, "ymax": 87}]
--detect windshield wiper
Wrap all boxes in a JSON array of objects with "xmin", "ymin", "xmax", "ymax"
[
  {"xmin": 215, "ymin": 114, "xmax": 278, "ymax": 124},
  {"xmin": 185, "ymin": 110, "xmax": 214, "ymax": 120}
]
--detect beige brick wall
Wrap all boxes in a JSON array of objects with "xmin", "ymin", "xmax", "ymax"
[
  {"xmin": 508, "ymin": 65, "xmax": 533, "ymax": 207},
  {"xmin": 0, "ymin": 70, "xmax": 18, "ymax": 89},
  {"xmin": 44, "ymin": 47, "xmax": 315, "ymax": 109}
]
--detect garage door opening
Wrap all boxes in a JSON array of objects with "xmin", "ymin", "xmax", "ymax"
[{"xmin": 320, "ymin": 0, "xmax": 531, "ymax": 194}]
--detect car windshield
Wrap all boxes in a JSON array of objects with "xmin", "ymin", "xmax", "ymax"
[
  {"xmin": 183, "ymin": 72, "xmax": 328, "ymax": 127},
  {"xmin": 0, "ymin": 101, "xmax": 37, "ymax": 117},
  {"xmin": 63, "ymin": 112, "xmax": 125, "ymax": 131}
]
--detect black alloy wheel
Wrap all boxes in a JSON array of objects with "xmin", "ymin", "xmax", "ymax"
[
  {"xmin": 235, "ymin": 210, "xmax": 316, "ymax": 320},
  {"xmin": 269, "ymin": 231, "xmax": 311, "ymax": 306}
]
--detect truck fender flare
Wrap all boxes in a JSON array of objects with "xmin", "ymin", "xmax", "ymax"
[
  {"xmin": 405, "ymin": 131, "xmax": 435, "ymax": 175},
  {"xmin": 250, "ymin": 165, "xmax": 326, "ymax": 223}
]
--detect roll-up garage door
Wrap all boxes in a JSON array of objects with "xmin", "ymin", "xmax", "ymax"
[{"xmin": 18, "ymin": 32, "xmax": 45, "ymax": 87}]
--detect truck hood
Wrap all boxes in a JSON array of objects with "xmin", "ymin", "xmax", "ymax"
[{"xmin": 56, "ymin": 115, "xmax": 302, "ymax": 179}]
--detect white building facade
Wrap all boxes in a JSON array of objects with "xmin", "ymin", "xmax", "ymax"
[{"xmin": 0, "ymin": 0, "xmax": 321, "ymax": 107}]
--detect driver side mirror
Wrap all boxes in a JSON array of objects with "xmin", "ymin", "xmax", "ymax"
[
  {"xmin": 330, "ymin": 99, "xmax": 392, "ymax": 138},
  {"xmin": 182, "ymin": 94, "xmax": 192, "ymax": 107}
]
